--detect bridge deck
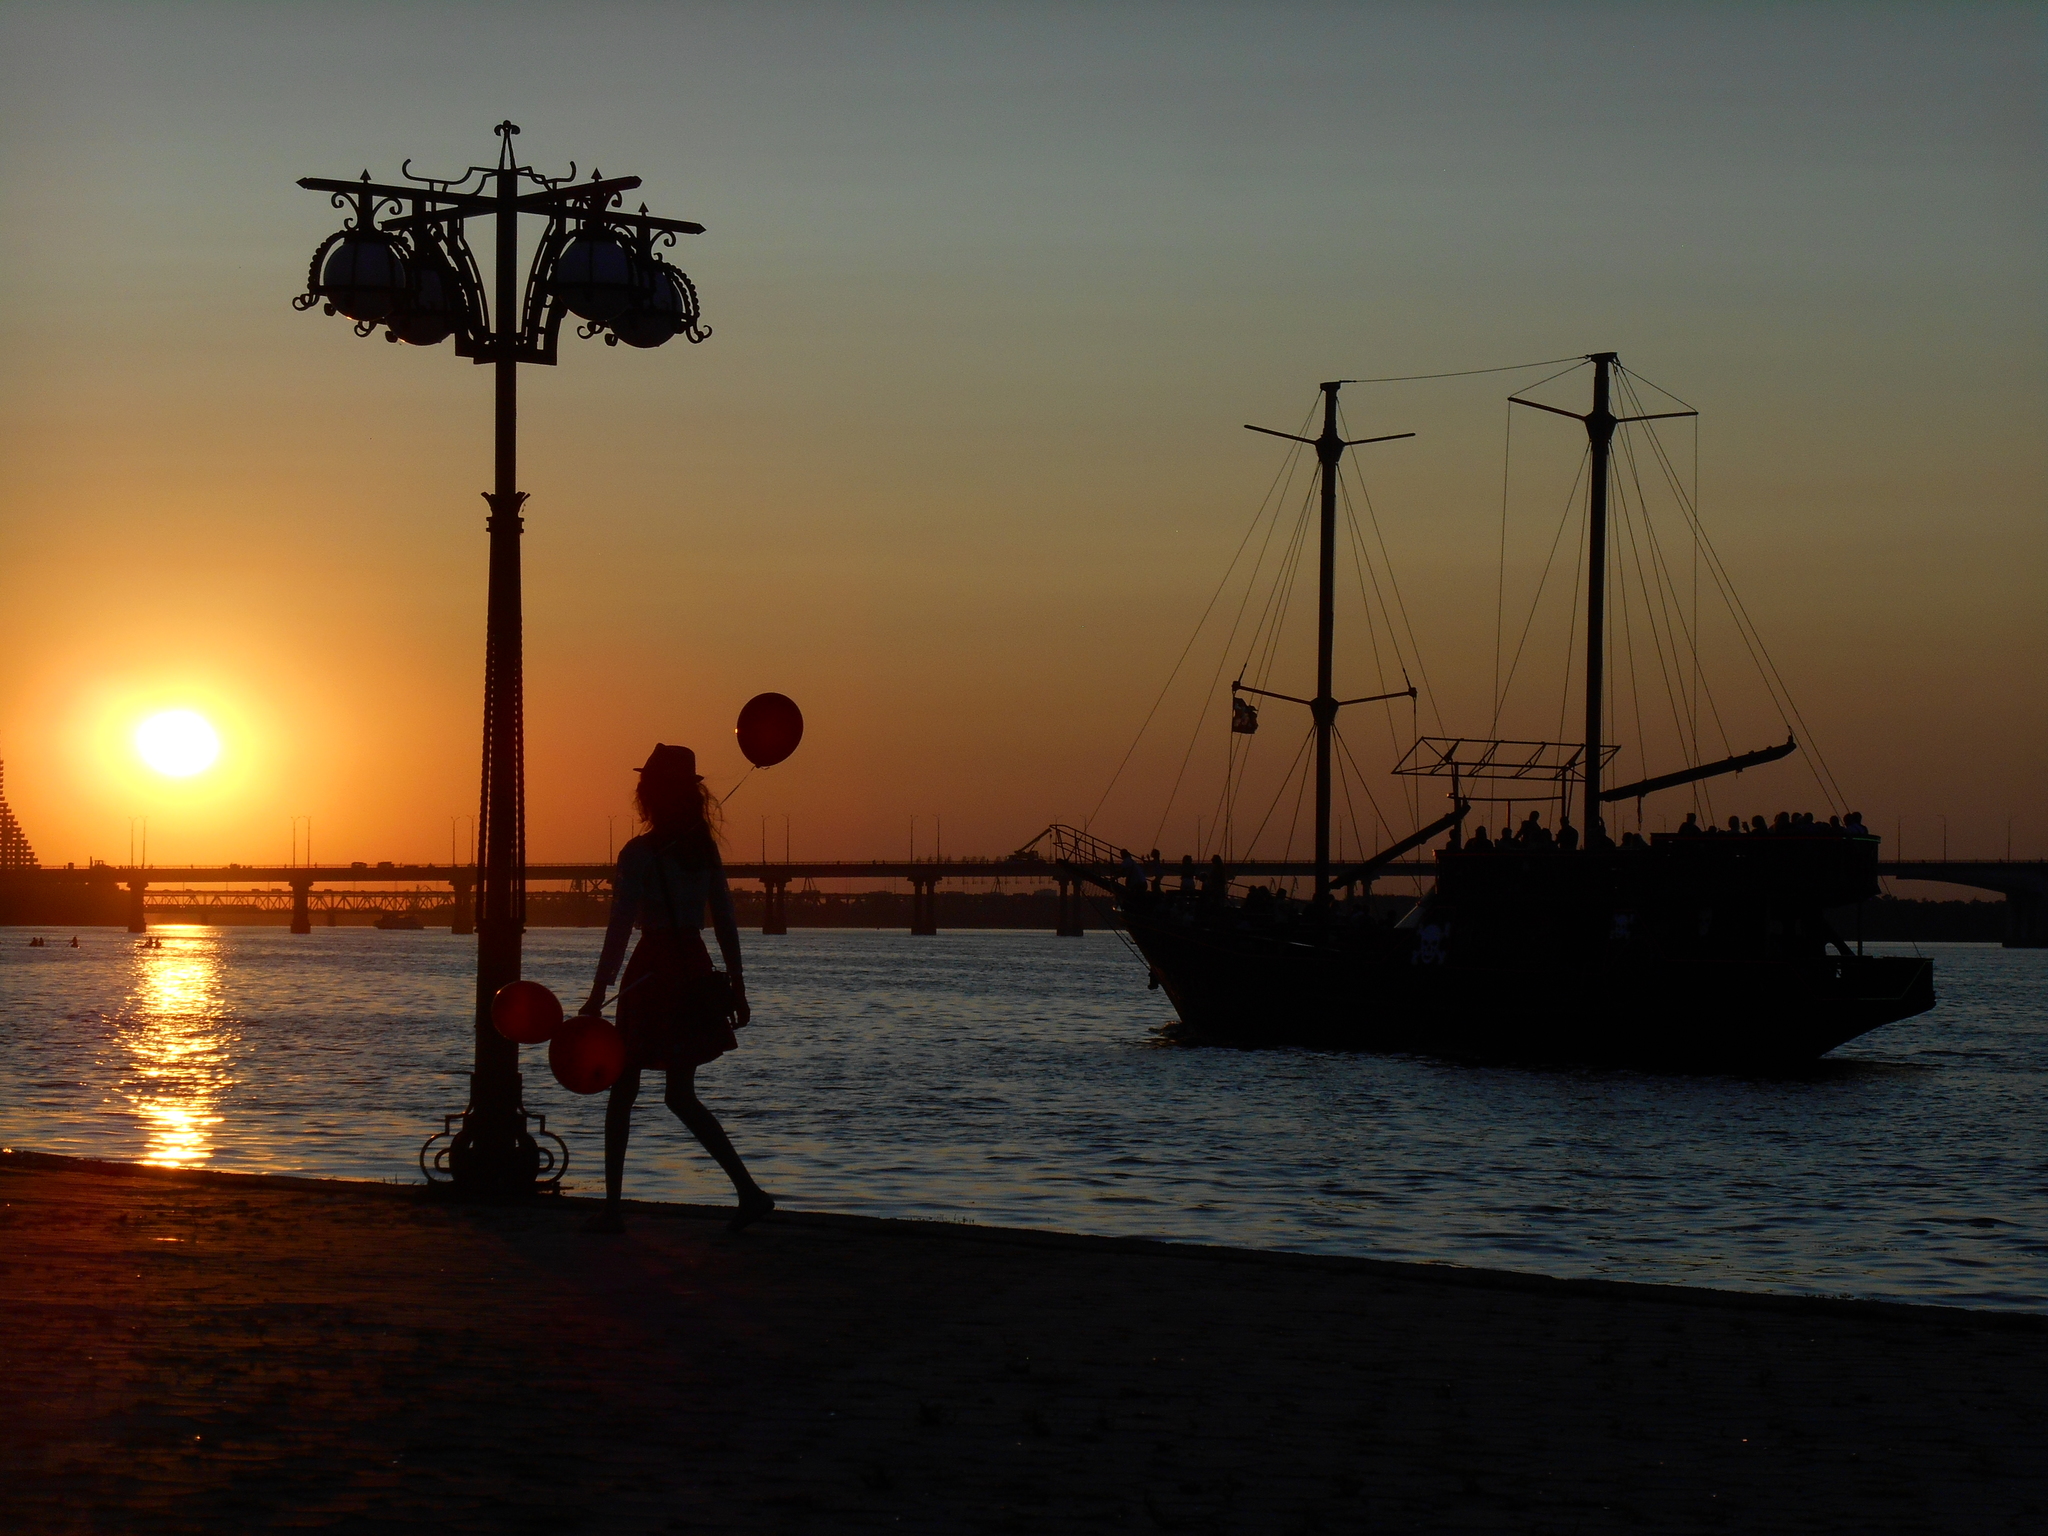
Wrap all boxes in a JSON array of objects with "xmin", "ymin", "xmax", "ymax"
[{"xmin": 20, "ymin": 857, "xmax": 2044, "ymax": 892}]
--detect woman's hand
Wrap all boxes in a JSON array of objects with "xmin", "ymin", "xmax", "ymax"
[
  {"xmin": 732, "ymin": 978, "xmax": 752, "ymax": 1028},
  {"xmin": 580, "ymin": 987, "xmax": 606, "ymax": 1018}
]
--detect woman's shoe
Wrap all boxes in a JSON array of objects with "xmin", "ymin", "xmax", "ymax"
[
  {"xmin": 728, "ymin": 1191, "xmax": 776, "ymax": 1234},
  {"xmin": 581, "ymin": 1207, "xmax": 626, "ymax": 1234}
]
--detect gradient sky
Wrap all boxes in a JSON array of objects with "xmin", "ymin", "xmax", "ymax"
[{"xmin": 1, "ymin": 1, "xmax": 2040, "ymax": 870}]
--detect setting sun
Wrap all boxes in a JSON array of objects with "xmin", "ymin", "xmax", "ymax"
[{"xmin": 135, "ymin": 710, "xmax": 220, "ymax": 778}]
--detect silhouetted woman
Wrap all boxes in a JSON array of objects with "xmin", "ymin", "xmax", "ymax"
[{"xmin": 579, "ymin": 743, "xmax": 774, "ymax": 1234}]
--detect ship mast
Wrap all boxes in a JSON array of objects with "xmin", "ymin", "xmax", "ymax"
[
  {"xmin": 1510, "ymin": 353, "xmax": 1695, "ymax": 840},
  {"xmin": 1583, "ymin": 354, "xmax": 1616, "ymax": 835},
  {"xmin": 1311, "ymin": 385, "xmax": 1344, "ymax": 907},
  {"xmin": 1243, "ymin": 383, "xmax": 1413, "ymax": 907}
]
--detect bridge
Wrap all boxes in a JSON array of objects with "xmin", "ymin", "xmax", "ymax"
[
  {"xmin": 12, "ymin": 853, "xmax": 2044, "ymax": 945},
  {"xmin": 1871, "ymin": 861, "xmax": 2048, "ymax": 946},
  {"xmin": 16, "ymin": 857, "xmax": 1428, "ymax": 938}
]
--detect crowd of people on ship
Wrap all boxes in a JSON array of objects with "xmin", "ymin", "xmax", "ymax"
[
  {"xmin": 1458, "ymin": 806, "xmax": 1871, "ymax": 853},
  {"xmin": 1104, "ymin": 848, "xmax": 1394, "ymax": 935},
  {"xmin": 1111, "ymin": 801, "xmax": 1875, "ymax": 933}
]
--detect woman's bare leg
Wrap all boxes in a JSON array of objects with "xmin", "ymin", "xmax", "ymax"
[
  {"xmin": 666, "ymin": 1066, "xmax": 774, "ymax": 1228},
  {"xmin": 584, "ymin": 1066, "xmax": 642, "ymax": 1231}
]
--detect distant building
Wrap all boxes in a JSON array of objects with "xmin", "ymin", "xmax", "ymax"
[{"xmin": 0, "ymin": 760, "xmax": 38, "ymax": 869}]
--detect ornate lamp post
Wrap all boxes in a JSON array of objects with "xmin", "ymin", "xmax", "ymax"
[{"xmin": 294, "ymin": 122, "xmax": 710, "ymax": 1196}]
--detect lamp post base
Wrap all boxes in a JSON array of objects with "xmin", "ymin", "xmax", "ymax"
[{"xmin": 421, "ymin": 1073, "xmax": 568, "ymax": 1199}]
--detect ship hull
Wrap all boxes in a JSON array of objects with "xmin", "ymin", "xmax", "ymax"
[{"xmin": 1126, "ymin": 914, "xmax": 1935, "ymax": 1070}]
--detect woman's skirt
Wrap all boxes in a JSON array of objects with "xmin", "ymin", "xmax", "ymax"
[{"xmin": 615, "ymin": 927, "xmax": 737, "ymax": 1071}]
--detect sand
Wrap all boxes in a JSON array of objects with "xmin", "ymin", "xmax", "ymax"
[{"xmin": 1, "ymin": 1149, "xmax": 2041, "ymax": 1534}]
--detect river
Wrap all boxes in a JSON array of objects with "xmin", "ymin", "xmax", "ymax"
[{"xmin": 1, "ymin": 926, "xmax": 2040, "ymax": 1310}]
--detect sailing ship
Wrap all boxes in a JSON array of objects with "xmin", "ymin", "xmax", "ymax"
[{"xmin": 1045, "ymin": 354, "xmax": 1933, "ymax": 1069}]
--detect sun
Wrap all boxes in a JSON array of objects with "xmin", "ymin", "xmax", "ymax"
[{"xmin": 136, "ymin": 710, "xmax": 221, "ymax": 778}]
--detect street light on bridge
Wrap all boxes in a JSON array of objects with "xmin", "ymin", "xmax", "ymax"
[{"xmin": 294, "ymin": 121, "xmax": 711, "ymax": 1197}]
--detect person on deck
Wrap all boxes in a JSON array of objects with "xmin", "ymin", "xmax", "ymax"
[
  {"xmin": 579, "ymin": 744, "xmax": 773, "ymax": 1236},
  {"xmin": 1121, "ymin": 848, "xmax": 1149, "ymax": 898},
  {"xmin": 1679, "ymin": 812, "xmax": 1702, "ymax": 837},
  {"xmin": 1556, "ymin": 821, "xmax": 1579, "ymax": 852}
]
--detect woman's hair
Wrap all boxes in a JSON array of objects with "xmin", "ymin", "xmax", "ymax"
[{"xmin": 636, "ymin": 763, "xmax": 722, "ymax": 863}]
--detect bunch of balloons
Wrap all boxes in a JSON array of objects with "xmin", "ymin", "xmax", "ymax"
[{"xmin": 492, "ymin": 980, "xmax": 624, "ymax": 1095}]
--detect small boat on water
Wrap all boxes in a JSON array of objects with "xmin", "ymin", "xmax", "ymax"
[
  {"xmin": 375, "ymin": 909, "xmax": 426, "ymax": 931},
  {"xmin": 1044, "ymin": 354, "xmax": 1933, "ymax": 1069}
]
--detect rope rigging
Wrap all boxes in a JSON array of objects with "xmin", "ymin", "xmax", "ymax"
[
  {"xmin": 1219, "ymin": 396, "xmax": 1438, "ymax": 869},
  {"xmin": 1091, "ymin": 354, "xmax": 1841, "ymax": 873},
  {"xmin": 1614, "ymin": 368, "xmax": 1849, "ymax": 813},
  {"xmin": 1088, "ymin": 399, "xmax": 1319, "ymax": 830},
  {"xmin": 1483, "ymin": 358, "xmax": 1849, "ymax": 829},
  {"xmin": 1344, "ymin": 355, "xmax": 1588, "ymax": 384}
]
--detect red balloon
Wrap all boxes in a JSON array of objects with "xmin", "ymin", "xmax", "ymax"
[
  {"xmin": 736, "ymin": 692, "xmax": 804, "ymax": 768},
  {"xmin": 492, "ymin": 980, "xmax": 564, "ymax": 1044},
  {"xmin": 549, "ymin": 1014, "xmax": 626, "ymax": 1096}
]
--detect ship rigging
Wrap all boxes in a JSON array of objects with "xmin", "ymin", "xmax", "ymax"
[{"xmin": 1028, "ymin": 352, "xmax": 1932, "ymax": 1067}]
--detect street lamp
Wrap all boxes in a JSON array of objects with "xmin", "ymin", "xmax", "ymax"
[{"xmin": 295, "ymin": 122, "xmax": 710, "ymax": 1197}]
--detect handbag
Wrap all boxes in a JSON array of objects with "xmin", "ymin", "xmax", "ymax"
[{"xmin": 680, "ymin": 967, "xmax": 739, "ymax": 1028}]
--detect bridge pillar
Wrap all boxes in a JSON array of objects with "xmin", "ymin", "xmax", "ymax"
[
  {"xmin": 125, "ymin": 881, "xmax": 148, "ymax": 934},
  {"xmin": 449, "ymin": 874, "xmax": 475, "ymax": 936},
  {"xmin": 762, "ymin": 876, "xmax": 789, "ymax": 936},
  {"xmin": 289, "ymin": 878, "xmax": 313, "ymax": 935},
  {"xmin": 1056, "ymin": 877, "xmax": 1085, "ymax": 937},
  {"xmin": 2006, "ymin": 889, "xmax": 2048, "ymax": 949},
  {"xmin": 910, "ymin": 876, "xmax": 940, "ymax": 936}
]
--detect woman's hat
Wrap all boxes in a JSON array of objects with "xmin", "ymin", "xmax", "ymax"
[{"xmin": 637, "ymin": 743, "xmax": 702, "ymax": 781}]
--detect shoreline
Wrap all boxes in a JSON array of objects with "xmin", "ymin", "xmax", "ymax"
[
  {"xmin": 4, "ymin": 1147, "xmax": 2042, "ymax": 1533},
  {"xmin": 4, "ymin": 1147, "xmax": 2040, "ymax": 1331}
]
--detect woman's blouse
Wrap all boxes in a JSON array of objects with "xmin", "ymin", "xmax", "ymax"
[{"xmin": 592, "ymin": 832, "xmax": 742, "ymax": 994}]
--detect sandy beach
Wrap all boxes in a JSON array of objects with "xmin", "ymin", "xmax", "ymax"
[{"xmin": 1, "ymin": 1149, "xmax": 2041, "ymax": 1534}]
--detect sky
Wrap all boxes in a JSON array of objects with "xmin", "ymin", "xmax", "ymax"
[{"xmin": 0, "ymin": 1, "xmax": 2041, "ymax": 870}]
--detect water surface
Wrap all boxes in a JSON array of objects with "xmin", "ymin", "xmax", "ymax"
[{"xmin": 2, "ymin": 927, "xmax": 2041, "ymax": 1310}]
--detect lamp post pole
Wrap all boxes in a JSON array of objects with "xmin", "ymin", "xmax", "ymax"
[
  {"xmin": 296, "ymin": 122, "xmax": 710, "ymax": 1196},
  {"xmin": 460, "ymin": 137, "xmax": 534, "ymax": 1192}
]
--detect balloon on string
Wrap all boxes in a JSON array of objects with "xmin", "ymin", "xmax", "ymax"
[
  {"xmin": 736, "ymin": 692, "xmax": 804, "ymax": 768},
  {"xmin": 549, "ymin": 1014, "xmax": 626, "ymax": 1095},
  {"xmin": 492, "ymin": 980, "xmax": 564, "ymax": 1044}
]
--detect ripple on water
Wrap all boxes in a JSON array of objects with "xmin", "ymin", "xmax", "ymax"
[{"xmin": 0, "ymin": 929, "xmax": 2041, "ymax": 1309}]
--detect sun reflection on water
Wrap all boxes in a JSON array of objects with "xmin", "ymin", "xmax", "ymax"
[{"xmin": 117, "ymin": 929, "xmax": 236, "ymax": 1167}]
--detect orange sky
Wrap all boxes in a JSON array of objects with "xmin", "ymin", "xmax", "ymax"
[{"xmin": 1, "ymin": 3, "xmax": 2041, "ymax": 869}]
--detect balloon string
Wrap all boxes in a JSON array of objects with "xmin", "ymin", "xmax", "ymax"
[
  {"xmin": 719, "ymin": 766, "xmax": 755, "ymax": 805},
  {"xmin": 580, "ymin": 969, "xmax": 650, "ymax": 1021}
]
